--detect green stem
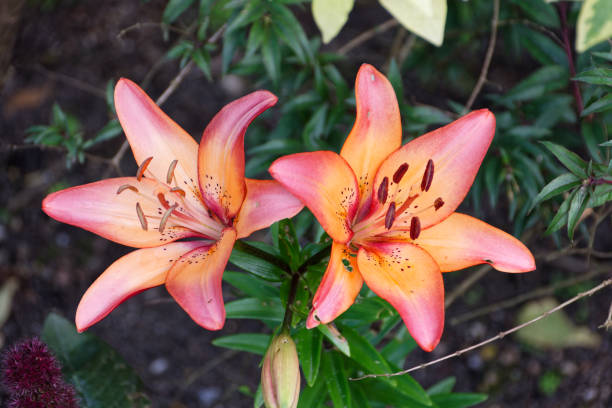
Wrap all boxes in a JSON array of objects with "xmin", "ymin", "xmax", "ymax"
[{"xmin": 281, "ymin": 272, "xmax": 301, "ymax": 331}]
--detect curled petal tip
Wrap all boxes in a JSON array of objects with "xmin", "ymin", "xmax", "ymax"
[{"xmin": 306, "ymin": 311, "xmax": 321, "ymax": 329}]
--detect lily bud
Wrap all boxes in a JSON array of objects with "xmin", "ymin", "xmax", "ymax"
[{"xmin": 261, "ymin": 332, "xmax": 301, "ymax": 408}]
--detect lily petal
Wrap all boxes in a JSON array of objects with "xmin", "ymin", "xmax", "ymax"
[
  {"xmin": 166, "ymin": 228, "xmax": 237, "ymax": 330},
  {"xmin": 371, "ymin": 109, "xmax": 495, "ymax": 230},
  {"xmin": 306, "ymin": 242, "xmax": 363, "ymax": 328},
  {"xmin": 357, "ymin": 241, "xmax": 444, "ymax": 351},
  {"xmin": 198, "ymin": 91, "xmax": 278, "ymax": 223},
  {"xmin": 114, "ymin": 79, "xmax": 203, "ymax": 213},
  {"xmin": 414, "ymin": 212, "xmax": 536, "ymax": 273},
  {"xmin": 42, "ymin": 177, "xmax": 195, "ymax": 247},
  {"xmin": 340, "ymin": 64, "xmax": 401, "ymax": 216},
  {"xmin": 75, "ymin": 241, "xmax": 207, "ymax": 332},
  {"xmin": 235, "ymin": 179, "xmax": 304, "ymax": 239},
  {"xmin": 269, "ymin": 151, "xmax": 360, "ymax": 243}
]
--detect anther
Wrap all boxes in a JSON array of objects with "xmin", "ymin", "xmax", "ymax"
[
  {"xmin": 385, "ymin": 202, "xmax": 396, "ymax": 230},
  {"xmin": 135, "ymin": 202, "xmax": 147, "ymax": 231},
  {"xmin": 170, "ymin": 187, "xmax": 186, "ymax": 197},
  {"xmin": 157, "ymin": 193, "xmax": 169, "ymax": 208},
  {"xmin": 434, "ymin": 197, "xmax": 444, "ymax": 211},
  {"xmin": 377, "ymin": 177, "xmax": 389, "ymax": 204},
  {"xmin": 420, "ymin": 159, "xmax": 434, "ymax": 192},
  {"xmin": 116, "ymin": 184, "xmax": 138, "ymax": 194},
  {"xmin": 410, "ymin": 216, "xmax": 421, "ymax": 240},
  {"xmin": 393, "ymin": 163, "xmax": 409, "ymax": 184},
  {"xmin": 137, "ymin": 156, "xmax": 153, "ymax": 181},
  {"xmin": 166, "ymin": 159, "xmax": 178, "ymax": 184},
  {"xmin": 158, "ymin": 204, "xmax": 178, "ymax": 233}
]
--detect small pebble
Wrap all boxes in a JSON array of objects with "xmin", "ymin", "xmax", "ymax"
[{"xmin": 149, "ymin": 357, "xmax": 169, "ymax": 375}]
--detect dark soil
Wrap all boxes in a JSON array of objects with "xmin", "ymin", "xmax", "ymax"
[{"xmin": 1, "ymin": 1, "xmax": 610, "ymax": 407}]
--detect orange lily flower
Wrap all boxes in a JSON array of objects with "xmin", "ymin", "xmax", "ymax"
[
  {"xmin": 269, "ymin": 64, "xmax": 535, "ymax": 351},
  {"xmin": 43, "ymin": 79, "xmax": 303, "ymax": 332}
]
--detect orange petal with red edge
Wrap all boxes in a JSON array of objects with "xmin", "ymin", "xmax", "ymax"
[
  {"xmin": 235, "ymin": 179, "xmax": 304, "ymax": 239},
  {"xmin": 75, "ymin": 241, "xmax": 208, "ymax": 332},
  {"xmin": 166, "ymin": 228, "xmax": 237, "ymax": 330},
  {"xmin": 357, "ymin": 240, "xmax": 444, "ymax": 352},
  {"xmin": 340, "ymin": 64, "xmax": 401, "ymax": 215},
  {"xmin": 114, "ymin": 79, "xmax": 203, "ymax": 213},
  {"xmin": 414, "ymin": 212, "xmax": 535, "ymax": 273},
  {"xmin": 198, "ymin": 91, "xmax": 277, "ymax": 223},
  {"xmin": 370, "ymin": 109, "xmax": 495, "ymax": 230},
  {"xmin": 42, "ymin": 177, "xmax": 196, "ymax": 248},
  {"xmin": 269, "ymin": 151, "xmax": 359, "ymax": 243},
  {"xmin": 306, "ymin": 242, "xmax": 363, "ymax": 328}
]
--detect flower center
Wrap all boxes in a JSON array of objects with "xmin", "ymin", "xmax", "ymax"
[
  {"xmin": 351, "ymin": 159, "xmax": 445, "ymax": 244},
  {"xmin": 117, "ymin": 157, "xmax": 224, "ymax": 241}
]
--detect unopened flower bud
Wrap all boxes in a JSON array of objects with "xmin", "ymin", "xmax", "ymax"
[{"xmin": 261, "ymin": 332, "xmax": 300, "ymax": 408}]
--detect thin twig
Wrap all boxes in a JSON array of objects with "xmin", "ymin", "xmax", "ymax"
[
  {"xmin": 117, "ymin": 22, "xmax": 188, "ymax": 39},
  {"xmin": 557, "ymin": 2, "xmax": 583, "ymax": 116},
  {"xmin": 598, "ymin": 301, "xmax": 612, "ymax": 330},
  {"xmin": 450, "ymin": 266, "xmax": 609, "ymax": 326},
  {"xmin": 338, "ymin": 19, "xmax": 399, "ymax": 55},
  {"xmin": 351, "ymin": 278, "xmax": 612, "ymax": 380},
  {"xmin": 21, "ymin": 65, "xmax": 106, "ymax": 98},
  {"xmin": 497, "ymin": 19, "xmax": 563, "ymax": 47},
  {"xmin": 462, "ymin": 0, "xmax": 499, "ymax": 114}
]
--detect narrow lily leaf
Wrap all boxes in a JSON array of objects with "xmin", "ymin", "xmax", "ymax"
[
  {"xmin": 163, "ymin": 0, "xmax": 195, "ymax": 23},
  {"xmin": 541, "ymin": 141, "xmax": 588, "ymax": 177},
  {"xmin": 212, "ymin": 333, "xmax": 271, "ymax": 355},
  {"xmin": 430, "ymin": 393, "xmax": 488, "ymax": 408},
  {"xmin": 582, "ymin": 94, "xmax": 612, "ymax": 116},
  {"xmin": 583, "ymin": 121, "xmax": 605, "ymax": 162},
  {"xmin": 225, "ymin": 298, "xmax": 284, "ymax": 323},
  {"xmin": 567, "ymin": 185, "xmax": 588, "ymax": 240},
  {"xmin": 323, "ymin": 351, "xmax": 352, "ymax": 408},
  {"xmin": 223, "ymin": 270, "xmax": 280, "ymax": 299},
  {"xmin": 600, "ymin": 140, "xmax": 612, "ymax": 147},
  {"xmin": 297, "ymin": 372, "xmax": 328, "ymax": 408},
  {"xmin": 427, "ymin": 376, "xmax": 456, "ymax": 395},
  {"xmin": 379, "ymin": 0, "xmax": 447, "ymax": 46},
  {"xmin": 339, "ymin": 325, "xmax": 393, "ymax": 378},
  {"xmin": 573, "ymin": 67, "xmax": 612, "ymax": 86},
  {"xmin": 295, "ymin": 327, "xmax": 323, "ymax": 386},
  {"xmin": 42, "ymin": 313, "xmax": 150, "ymax": 407},
  {"xmin": 576, "ymin": 0, "xmax": 612, "ymax": 52},
  {"xmin": 530, "ymin": 173, "xmax": 581, "ymax": 211},
  {"xmin": 317, "ymin": 323, "xmax": 350, "ymax": 357},
  {"xmin": 545, "ymin": 191, "xmax": 573, "ymax": 234},
  {"xmin": 312, "ymin": 0, "xmax": 354, "ymax": 43},
  {"xmin": 230, "ymin": 245, "xmax": 285, "ymax": 281}
]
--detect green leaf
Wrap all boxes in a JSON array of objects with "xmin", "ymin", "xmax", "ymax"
[
  {"xmin": 83, "ymin": 119, "xmax": 122, "ymax": 149},
  {"xmin": 230, "ymin": 244, "xmax": 285, "ymax": 281},
  {"xmin": 225, "ymin": 0, "xmax": 264, "ymax": 35},
  {"xmin": 340, "ymin": 325, "xmax": 393, "ymax": 377},
  {"xmin": 379, "ymin": 0, "xmax": 447, "ymax": 46},
  {"xmin": 582, "ymin": 93, "xmax": 612, "ymax": 116},
  {"xmin": 427, "ymin": 377, "xmax": 456, "ymax": 395},
  {"xmin": 573, "ymin": 67, "xmax": 612, "ymax": 86},
  {"xmin": 530, "ymin": 173, "xmax": 581, "ymax": 210},
  {"xmin": 223, "ymin": 270, "xmax": 280, "ymax": 299},
  {"xmin": 312, "ymin": 0, "xmax": 354, "ymax": 43},
  {"xmin": 41, "ymin": 313, "xmax": 150, "ymax": 407},
  {"xmin": 576, "ymin": 0, "xmax": 612, "ymax": 52},
  {"xmin": 567, "ymin": 185, "xmax": 588, "ymax": 239},
  {"xmin": 317, "ymin": 324, "xmax": 350, "ymax": 357},
  {"xmin": 541, "ymin": 141, "xmax": 588, "ymax": 177},
  {"xmin": 212, "ymin": 333, "xmax": 270, "ymax": 355},
  {"xmin": 163, "ymin": 0, "xmax": 195, "ymax": 24},
  {"xmin": 496, "ymin": 66, "xmax": 568, "ymax": 106},
  {"xmin": 261, "ymin": 25, "xmax": 281, "ymax": 84},
  {"xmin": 545, "ymin": 191, "xmax": 573, "ymax": 234},
  {"xmin": 600, "ymin": 140, "xmax": 612, "ymax": 147},
  {"xmin": 582, "ymin": 120, "xmax": 606, "ymax": 162},
  {"xmin": 297, "ymin": 372, "xmax": 328, "ymax": 408},
  {"xmin": 225, "ymin": 297, "xmax": 284, "ymax": 323},
  {"xmin": 430, "ymin": 393, "xmax": 488, "ymax": 408},
  {"xmin": 322, "ymin": 351, "xmax": 352, "ymax": 408},
  {"xmin": 192, "ymin": 47, "xmax": 212, "ymax": 81},
  {"xmin": 295, "ymin": 327, "xmax": 323, "ymax": 386},
  {"xmin": 512, "ymin": 0, "xmax": 559, "ymax": 28}
]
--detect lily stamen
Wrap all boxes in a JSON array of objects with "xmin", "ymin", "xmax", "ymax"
[
  {"xmin": 385, "ymin": 202, "xmax": 396, "ymax": 230},
  {"xmin": 392, "ymin": 162, "xmax": 409, "ymax": 184},
  {"xmin": 409, "ymin": 216, "xmax": 421, "ymax": 240},
  {"xmin": 137, "ymin": 156, "xmax": 154, "ymax": 181},
  {"xmin": 170, "ymin": 187, "xmax": 186, "ymax": 197},
  {"xmin": 135, "ymin": 202, "xmax": 147, "ymax": 230},
  {"xmin": 158, "ymin": 204, "xmax": 179, "ymax": 233},
  {"xmin": 166, "ymin": 159, "xmax": 178, "ymax": 184},
  {"xmin": 421, "ymin": 159, "xmax": 434, "ymax": 192},
  {"xmin": 377, "ymin": 177, "xmax": 389, "ymax": 204},
  {"xmin": 116, "ymin": 184, "xmax": 138, "ymax": 194}
]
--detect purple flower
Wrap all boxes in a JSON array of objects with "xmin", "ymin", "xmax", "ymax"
[{"xmin": 2, "ymin": 338, "xmax": 78, "ymax": 408}]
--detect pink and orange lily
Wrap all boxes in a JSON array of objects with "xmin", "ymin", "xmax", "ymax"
[
  {"xmin": 269, "ymin": 64, "xmax": 535, "ymax": 352},
  {"xmin": 43, "ymin": 79, "xmax": 303, "ymax": 332}
]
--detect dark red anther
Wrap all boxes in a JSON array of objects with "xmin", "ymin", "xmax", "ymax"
[
  {"xmin": 434, "ymin": 197, "xmax": 444, "ymax": 211},
  {"xmin": 410, "ymin": 216, "xmax": 421, "ymax": 240},
  {"xmin": 421, "ymin": 159, "xmax": 434, "ymax": 192},
  {"xmin": 385, "ymin": 202, "xmax": 396, "ymax": 230},
  {"xmin": 393, "ymin": 162, "xmax": 409, "ymax": 184},
  {"xmin": 377, "ymin": 176, "xmax": 389, "ymax": 204}
]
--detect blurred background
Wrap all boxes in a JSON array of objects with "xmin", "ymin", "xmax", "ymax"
[{"xmin": 1, "ymin": 0, "xmax": 611, "ymax": 407}]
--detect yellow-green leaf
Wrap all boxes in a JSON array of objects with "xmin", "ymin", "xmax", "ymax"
[
  {"xmin": 312, "ymin": 0, "xmax": 355, "ymax": 43},
  {"xmin": 379, "ymin": 0, "xmax": 447, "ymax": 46},
  {"xmin": 576, "ymin": 0, "xmax": 612, "ymax": 52}
]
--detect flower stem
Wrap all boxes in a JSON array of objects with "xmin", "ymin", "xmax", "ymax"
[{"xmin": 281, "ymin": 273, "xmax": 301, "ymax": 331}]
